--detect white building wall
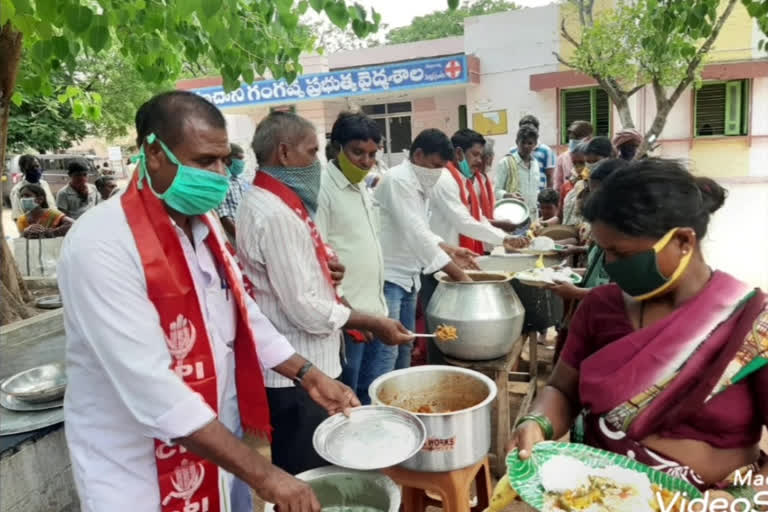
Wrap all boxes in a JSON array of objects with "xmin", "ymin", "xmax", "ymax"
[{"xmin": 464, "ymin": 5, "xmax": 560, "ymax": 153}]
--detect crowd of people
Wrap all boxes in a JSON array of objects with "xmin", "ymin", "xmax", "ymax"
[
  {"xmin": 48, "ymin": 90, "xmax": 766, "ymax": 512},
  {"xmin": 9, "ymin": 155, "xmax": 117, "ymax": 238}
]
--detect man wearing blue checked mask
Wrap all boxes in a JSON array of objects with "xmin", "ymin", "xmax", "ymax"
[{"xmin": 216, "ymin": 142, "xmax": 249, "ymax": 241}]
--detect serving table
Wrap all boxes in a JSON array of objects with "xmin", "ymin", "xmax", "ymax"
[{"xmin": 444, "ymin": 334, "xmax": 538, "ymax": 478}]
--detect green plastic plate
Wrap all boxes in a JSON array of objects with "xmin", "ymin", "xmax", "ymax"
[{"xmin": 506, "ymin": 441, "xmax": 703, "ymax": 510}]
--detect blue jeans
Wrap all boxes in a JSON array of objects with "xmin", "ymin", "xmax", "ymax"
[
  {"xmin": 340, "ymin": 333, "xmax": 379, "ymax": 405},
  {"xmin": 359, "ymin": 282, "xmax": 418, "ymax": 400}
]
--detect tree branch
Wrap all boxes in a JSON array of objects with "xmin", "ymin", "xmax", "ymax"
[
  {"xmin": 561, "ymin": 18, "xmax": 581, "ymax": 49},
  {"xmin": 552, "ymin": 51, "xmax": 577, "ymax": 69},
  {"xmin": 628, "ymin": 83, "xmax": 645, "ymax": 96},
  {"xmin": 668, "ymin": 0, "xmax": 738, "ymax": 106}
]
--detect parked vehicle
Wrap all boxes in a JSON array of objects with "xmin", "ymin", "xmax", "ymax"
[{"xmin": 35, "ymin": 155, "xmax": 100, "ymax": 198}]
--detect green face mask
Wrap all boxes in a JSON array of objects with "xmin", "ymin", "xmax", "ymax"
[
  {"xmin": 338, "ymin": 148, "xmax": 369, "ymax": 184},
  {"xmin": 228, "ymin": 158, "xmax": 245, "ymax": 177},
  {"xmin": 138, "ymin": 133, "xmax": 230, "ymax": 216},
  {"xmin": 458, "ymin": 158, "xmax": 474, "ymax": 179}
]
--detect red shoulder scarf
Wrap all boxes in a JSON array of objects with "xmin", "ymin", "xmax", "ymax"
[
  {"xmin": 251, "ymin": 171, "xmax": 365, "ymax": 342},
  {"xmin": 121, "ymin": 173, "xmax": 270, "ymax": 512},
  {"xmin": 445, "ymin": 162, "xmax": 485, "ymax": 254},
  {"xmin": 476, "ymin": 172, "xmax": 495, "ymax": 220}
]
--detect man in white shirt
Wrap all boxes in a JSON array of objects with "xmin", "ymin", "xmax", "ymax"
[
  {"xmin": 9, "ymin": 154, "xmax": 56, "ymax": 222},
  {"xmin": 431, "ymin": 129, "xmax": 521, "ymax": 252},
  {"xmin": 375, "ymin": 129, "xmax": 476, "ymax": 371},
  {"xmin": 237, "ymin": 111, "xmax": 413, "ymax": 475},
  {"xmin": 316, "ymin": 112, "xmax": 389, "ymax": 404},
  {"xmin": 59, "ymin": 91, "xmax": 357, "ymax": 512}
]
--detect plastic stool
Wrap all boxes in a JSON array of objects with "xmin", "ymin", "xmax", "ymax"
[{"xmin": 381, "ymin": 457, "xmax": 493, "ymax": 512}]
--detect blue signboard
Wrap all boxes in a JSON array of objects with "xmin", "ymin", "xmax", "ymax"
[{"xmin": 192, "ymin": 55, "xmax": 468, "ymax": 109}]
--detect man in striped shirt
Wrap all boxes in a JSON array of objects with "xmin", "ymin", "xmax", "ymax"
[{"xmin": 236, "ymin": 112, "xmax": 413, "ymax": 475}]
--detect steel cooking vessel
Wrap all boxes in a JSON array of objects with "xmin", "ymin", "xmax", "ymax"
[
  {"xmin": 426, "ymin": 272, "xmax": 524, "ymax": 360},
  {"xmin": 264, "ymin": 466, "xmax": 401, "ymax": 512},
  {"xmin": 369, "ymin": 366, "xmax": 497, "ymax": 472}
]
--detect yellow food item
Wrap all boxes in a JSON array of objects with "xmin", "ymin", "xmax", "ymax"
[
  {"xmin": 484, "ymin": 477, "xmax": 518, "ymax": 512},
  {"xmin": 434, "ymin": 324, "xmax": 458, "ymax": 342},
  {"xmin": 650, "ymin": 485, "xmax": 684, "ymax": 512}
]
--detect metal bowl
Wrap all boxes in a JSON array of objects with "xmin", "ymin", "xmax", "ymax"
[
  {"xmin": 264, "ymin": 466, "xmax": 401, "ymax": 512},
  {"xmin": 0, "ymin": 363, "xmax": 66, "ymax": 403},
  {"xmin": 313, "ymin": 405, "xmax": 426, "ymax": 471},
  {"xmin": 494, "ymin": 198, "xmax": 530, "ymax": 225}
]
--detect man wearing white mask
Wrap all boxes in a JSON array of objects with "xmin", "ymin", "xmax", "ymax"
[
  {"xmin": 58, "ymin": 91, "xmax": 357, "ymax": 512},
  {"xmin": 374, "ymin": 128, "xmax": 476, "ymax": 371}
]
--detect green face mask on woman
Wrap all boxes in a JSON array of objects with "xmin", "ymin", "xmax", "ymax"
[{"xmin": 137, "ymin": 133, "xmax": 230, "ymax": 216}]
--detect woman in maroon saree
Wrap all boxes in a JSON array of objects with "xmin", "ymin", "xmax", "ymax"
[{"xmin": 508, "ymin": 159, "xmax": 768, "ymax": 506}]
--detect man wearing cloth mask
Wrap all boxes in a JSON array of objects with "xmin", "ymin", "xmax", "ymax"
[
  {"xmin": 426, "ymin": 130, "xmax": 526, "ymax": 363},
  {"xmin": 612, "ymin": 128, "xmax": 643, "ymax": 161},
  {"xmin": 236, "ymin": 111, "xmax": 414, "ymax": 475},
  {"xmin": 438, "ymin": 129, "xmax": 523, "ymax": 255},
  {"xmin": 316, "ymin": 112, "xmax": 389, "ymax": 404},
  {"xmin": 10, "ymin": 154, "xmax": 56, "ymax": 222},
  {"xmin": 58, "ymin": 91, "xmax": 355, "ymax": 512},
  {"xmin": 216, "ymin": 142, "xmax": 248, "ymax": 241},
  {"xmin": 375, "ymin": 129, "xmax": 477, "ymax": 371},
  {"xmin": 554, "ymin": 120, "xmax": 594, "ymax": 192}
]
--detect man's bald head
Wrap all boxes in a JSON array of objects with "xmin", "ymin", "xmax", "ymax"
[
  {"xmin": 135, "ymin": 91, "xmax": 226, "ymax": 150},
  {"xmin": 252, "ymin": 111, "xmax": 317, "ymax": 168}
]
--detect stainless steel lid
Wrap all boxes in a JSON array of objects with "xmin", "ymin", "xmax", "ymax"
[
  {"xmin": 0, "ymin": 363, "xmax": 66, "ymax": 404},
  {"xmin": 313, "ymin": 405, "xmax": 426, "ymax": 471},
  {"xmin": 494, "ymin": 198, "xmax": 530, "ymax": 225}
]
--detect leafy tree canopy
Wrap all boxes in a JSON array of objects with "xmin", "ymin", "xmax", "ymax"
[{"xmin": 386, "ymin": 0, "xmax": 519, "ymax": 45}]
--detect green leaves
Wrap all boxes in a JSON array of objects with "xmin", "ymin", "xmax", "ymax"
[
  {"xmin": 310, "ymin": 0, "xmax": 327, "ymax": 12},
  {"xmin": 65, "ymin": 5, "xmax": 94, "ymax": 34},
  {"xmin": 448, "ymin": 0, "xmax": 460, "ymax": 9},
  {"xmin": 201, "ymin": 0, "xmax": 222, "ymax": 18},
  {"xmin": 325, "ymin": 1, "xmax": 350, "ymax": 28},
  {"xmin": 88, "ymin": 22, "xmax": 111, "ymax": 53}
]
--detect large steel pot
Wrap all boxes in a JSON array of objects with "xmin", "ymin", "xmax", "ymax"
[
  {"xmin": 264, "ymin": 466, "xmax": 401, "ymax": 512},
  {"xmin": 369, "ymin": 366, "xmax": 497, "ymax": 472},
  {"xmin": 426, "ymin": 272, "xmax": 524, "ymax": 360}
]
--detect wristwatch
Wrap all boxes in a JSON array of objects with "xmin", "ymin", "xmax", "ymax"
[{"xmin": 292, "ymin": 361, "xmax": 314, "ymax": 387}]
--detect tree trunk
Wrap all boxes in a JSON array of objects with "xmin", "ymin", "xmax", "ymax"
[
  {"xmin": 613, "ymin": 95, "xmax": 635, "ymax": 130},
  {"xmin": 0, "ymin": 22, "xmax": 31, "ymax": 326},
  {"xmin": 637, "ymin": 94, "xmax": 673, "ymax": 158}
]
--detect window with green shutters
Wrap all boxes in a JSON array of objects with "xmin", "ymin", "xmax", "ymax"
[
  {"xmin": 560, "ymin": 87, "xmax": 611, "ymax": 144},
  {"xmin": 694, "ymin": 80, "xmax": 749, "ymax": 137}
]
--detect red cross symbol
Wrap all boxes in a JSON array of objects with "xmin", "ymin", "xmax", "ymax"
[{"xmin": 445, "ymin": 60, "xmax": 462, "ymax": 79}]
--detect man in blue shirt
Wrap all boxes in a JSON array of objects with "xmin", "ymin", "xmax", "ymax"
[{"xmin": 509, "ymin": 115, "xmax": 556, "ymax": 189}]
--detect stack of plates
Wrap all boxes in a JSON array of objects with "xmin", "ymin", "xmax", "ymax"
[{"xmin": 0, "ymin": 363, "xmax": 66, "ymax": 436}]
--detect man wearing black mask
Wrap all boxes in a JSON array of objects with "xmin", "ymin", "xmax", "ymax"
[{"xmin": 10, "ymin": 155, "xmax": 56, "ymax": 223}]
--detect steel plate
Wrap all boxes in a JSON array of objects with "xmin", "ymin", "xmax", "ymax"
[
  {"xmin": 0, "ymin": 406, "xmax": 64, "ymax": 436},
  {"xmin": 494, "ymin": 198, "xmax": 530, "ymax": 225},
  {"xmin": 0, "ymin": 388, "xmax": 63, "ymax": 412},
  {"xmin": 313, "ymin": 405, "xmax": 426, "ymax": 471},
  {"xmin": 35, "ymin": 295, "xmax": 62, "ymax": 310},
  {"xmin": 0, "ymin": 363, "xmax": 66, "ymax": 403}
]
